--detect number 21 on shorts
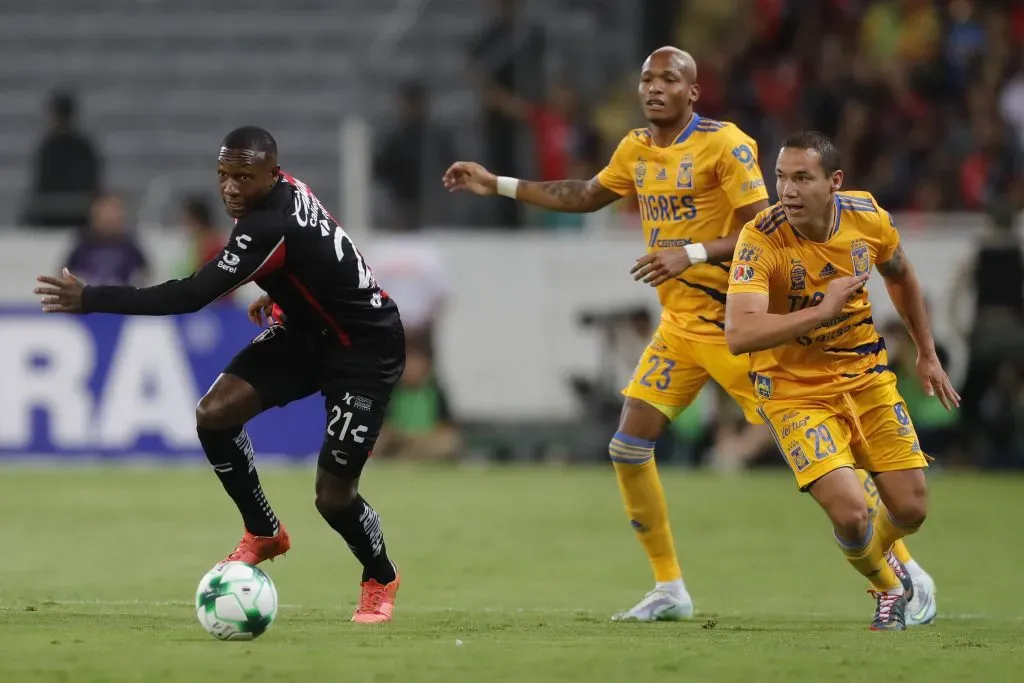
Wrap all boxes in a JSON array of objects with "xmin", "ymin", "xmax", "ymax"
[{"xmin": 327, "ymin": 405, "xmax": 367, "ymax": 444}]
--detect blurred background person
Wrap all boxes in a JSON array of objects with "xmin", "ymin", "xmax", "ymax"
[
  {"xmin": 373, "ymin": 82, "xmax": 457, "ymax": 232},
  {"xmin": 950, "ymin": 199, "xmax": 1024, "ymax": 465},
  {"xmin": 484, "ymin": 81, "xmax": 603, "ymax": 230},
  {"xmin": 62, "ymin": 194, "xmax": 148, "ymax": 287},
  {"xmin": 374, "ymin": 342, "xmax": 462, "ymax": 462},
  {"xmin": 468, "ymin": 0, "xmax": 547, "ymax": 230},
  {"xmin": 21, "ymin": 90, "xmax": 103, "ymax": 229}
]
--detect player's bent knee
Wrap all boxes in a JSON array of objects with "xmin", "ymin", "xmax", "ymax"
[
  {"xmin": 313, "ymin": 468, "xmax": 359, "ymax": 518},
  {"xmin": 196, "ymin": 375, "xmax": 262, "ymax": 430},
  {"xmin": 828, "ymin": 502, "xmax": 871, "ymax": 540},
  {"xmin": 195, "ymin": 394, "xmax": 234, "ymax": 431},
  {"xmin": 886, "ymin": 498, "xmax": 927, "ymax": 530}
]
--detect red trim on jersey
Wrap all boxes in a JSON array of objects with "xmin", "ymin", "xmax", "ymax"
[
  {"xmin": 214, "ymin": 237, "xmax": 287, "ymax": 302},
  {"xmin": 287, "ymin": 274, "xmax": 352, "ymax": 346}
]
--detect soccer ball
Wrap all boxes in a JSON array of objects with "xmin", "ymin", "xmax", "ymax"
[{"xmin": 195, "ymin": 561, "xmax": 278, "ymax": 641}]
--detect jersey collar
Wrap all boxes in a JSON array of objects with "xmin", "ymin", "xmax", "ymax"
[{"xmin": 673, "ymin": 113, "xmax": 701, "ymax": 145}]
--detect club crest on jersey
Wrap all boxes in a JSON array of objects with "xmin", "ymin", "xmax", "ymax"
[
  {"xmin": 754, "ymin": 374, "xmax": 772, "ymax": 399},
  {"xmin": 850, "ymin": 240, "xmax": 871, "ymax": 277},
  {"xmin": 731, "ymin": 264, "xmax": 755, "ymax": 282},
  {"xmin": 789, "ymin": 260, "xmax": 806, "ymax": 291},
  {"xmin": 676, "ymin": 154, "xmax": 694, "ymax": 190},
  {"xmin": 635, "ymin": 159, "xmax": 647, "ymax": 188},
  {"xmin": 789, "ymin": 443, "xmax": 810, "ymax": 471}
]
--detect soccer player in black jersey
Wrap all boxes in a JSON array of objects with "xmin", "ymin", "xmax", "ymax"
[{"xmin": 35, "ymin": 126, "xmax": 405, "ymax": 623}]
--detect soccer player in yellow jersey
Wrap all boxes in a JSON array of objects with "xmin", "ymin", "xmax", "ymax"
[
  {"xmin": 444, "ymin": 48, "xmax": 935, "ymax": 624},
  {"xmin": 725, "ymin": 131, "xmax": 958, "ymax": 630}
]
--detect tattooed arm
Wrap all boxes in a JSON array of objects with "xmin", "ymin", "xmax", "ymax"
[
  {"xmin": 442, "ymin": 161, "xmax": 622, "ymax": 213},
  {"xmin": 515, "ymin": 177, "xmax": 621, "ymax": 213}
]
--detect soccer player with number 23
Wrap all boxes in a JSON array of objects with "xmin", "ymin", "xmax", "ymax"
[{"xmin": 445, "ymin": 47, "xmax": 939, "ymax": 625}]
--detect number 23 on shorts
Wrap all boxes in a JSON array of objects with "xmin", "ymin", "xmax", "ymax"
[{"xmin": 637, "ymin": 354, "xmax": 676, "ymax": 391}]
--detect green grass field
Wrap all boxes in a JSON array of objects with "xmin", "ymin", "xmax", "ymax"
[{"xmin": 0, "ymin": 463, "xmax": 1021, "ymax": 682}]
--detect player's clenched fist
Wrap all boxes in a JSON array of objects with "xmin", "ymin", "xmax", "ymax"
[
  {"xmin": 442, "ymin": 162, "xmax": 498, "ymax": 196},
  {"xmin": 34, "ymin": 268, "xmax": 86, "ymax": 314},
  {"xmin": 631, "ymin": 249, "xmax": 693, "ymax": 287},
  {"xmin": 820, "ymin": 273, "xmax": 870, "ymax": 318}
]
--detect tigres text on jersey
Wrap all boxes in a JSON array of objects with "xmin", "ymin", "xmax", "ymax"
[
  {"xmin": 727, "ymin": 191, "xmax": 901, "ymax": 400},
  {"xmin": 597, "ymin": 114, "xmax": 768, "ymax": 340}
]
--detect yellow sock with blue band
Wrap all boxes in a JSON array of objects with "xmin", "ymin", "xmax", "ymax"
[
  {"xmin": 609, "ymin": 432, "xmax": 682, "ymax": 583},
  {"xmin": 834, "ymin": 519, "xmax": 901, "ymax": 592}
]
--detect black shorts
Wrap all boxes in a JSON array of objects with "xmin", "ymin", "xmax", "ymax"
[{"xmin": 223, "ymin": 322, "xmax": 405, "ymax": 478}]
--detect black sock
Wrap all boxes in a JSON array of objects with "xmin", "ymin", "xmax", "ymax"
[
  {"xmin": 322, "ymin": 495, "xmax": 396, "ymax": 584},
  {"xmin": 198, "ymin": 426, "xmax": 279, "ymax": 537}
]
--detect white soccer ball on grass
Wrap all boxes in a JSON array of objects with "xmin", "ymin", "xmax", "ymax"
[{"xmin": 195, "ymin": 561, "xmax": 278, "ymax": 641}]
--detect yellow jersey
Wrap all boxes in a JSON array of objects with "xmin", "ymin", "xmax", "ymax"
[
  {"xmin": 727, "ymin": 191, "xmax": 901, "ymax": 399},
  {"xmin": 597, "ymin": 115, "xmax": 769, "ymax": 340}
]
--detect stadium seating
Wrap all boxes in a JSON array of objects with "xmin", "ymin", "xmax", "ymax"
[{"xmin": 0, "ymin": 0, "xmax": 631, "ymax": 226}]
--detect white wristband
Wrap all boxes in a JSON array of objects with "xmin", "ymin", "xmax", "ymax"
[
  {"xmin": 684, "ymin": 242, "xmax": 708, "ymax": 264},
  {"xmin": 496, "ymin": 176, "xmax": 520, "ymax": 199}
]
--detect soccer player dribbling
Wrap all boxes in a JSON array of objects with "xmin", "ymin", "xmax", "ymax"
[
  {"xmin": 725, "ymin": 131, "xmax": 958, "ymax": 630},
  {"xmin": 35, "ymin": 126, "xmax": 405, "ymax": 624},
  {"xmin": 444, "ymin": 46, "xmax": 938, "ymax": 625}
]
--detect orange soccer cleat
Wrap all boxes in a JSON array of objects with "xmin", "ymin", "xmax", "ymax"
[
  {"xmin": 351, "ymin": 570, "xmax": 401, "ymax": 624},
  {"xmin": 222, "ymin": 525, "xmax": 291, "ymax": 566}
]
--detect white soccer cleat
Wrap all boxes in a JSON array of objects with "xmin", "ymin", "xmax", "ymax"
[
  {"xmin": 905, "ymin": 566, "xmax": 937, "ymax": 626},
  {"xmin": 610, "ymin": 588, "xmax": 694, "ymax": 622}
]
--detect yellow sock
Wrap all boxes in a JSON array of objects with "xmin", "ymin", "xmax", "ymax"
[
  {"xmin": 874, "ymin": 503, "xmax": 921, "ymax": 553},
  {"xmin": 835, "ymin": 520, "xmax": 900, "ymax": 592},
  {"xmin": 609, "ymin": 433, "xmax": 681, "ymax": 582},
  {"xmin": 855, "ymin": 470, "xmax": 914, "ymax": 563},
  {"xmin": 890, "ymin": 539, "xmax": 912, "ymax": 564}
]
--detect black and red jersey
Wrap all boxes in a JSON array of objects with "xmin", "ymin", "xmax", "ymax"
[{"xmin": 82, "ymin": 172, "xmax": 399, "ymax": 347}]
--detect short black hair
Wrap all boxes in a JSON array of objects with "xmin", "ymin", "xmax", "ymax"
[
  {"xmin": 221, "ymin": 126, "xmax": 277, "ymax": 157},
  {"xmin": 780, "ymin": 130, "xmax": 841, "ymax": 175}
]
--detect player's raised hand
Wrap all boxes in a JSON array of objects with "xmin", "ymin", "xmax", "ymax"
[
  {"xmin": 34, "ymin": 268, "xmax": 86, "ymax": 314},
  {"xmin": 248, "ymin": 294, "xmax": 275, "ymax": 327},
  {"xmin": 442, "ymin": 161, "xmax": 497, "ymax": 196},
  {"xmin": 631, "ymin": 248, "xmax": 692, "ymax": 287},
  {"xmin": 916, "ymin": 354, "xmax": 961, "ymax": 411},
  {"xmin": 820, "ymin": 273, "xmax": 870, "ymax": 318}
]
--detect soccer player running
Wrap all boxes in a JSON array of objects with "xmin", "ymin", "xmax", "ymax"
[
  {"xmin": 446, "ymin": 46, "xmax": 771, "ymax": 620},
  {"xmin": 725, "ymin": 131, "xmax": 958, "ymax": 630},
  {"xmin": 444, "ymin": 47, "xmax": 939, "ymax": 624},
  {"xmin": 34, "ymin": 127, "xmax": 405, "ymax": 624}
]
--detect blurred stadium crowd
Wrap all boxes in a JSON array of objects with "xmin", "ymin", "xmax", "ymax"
[{"xmin": 13, "ymin": 0, "xmax": 1024, "ymax": 470}]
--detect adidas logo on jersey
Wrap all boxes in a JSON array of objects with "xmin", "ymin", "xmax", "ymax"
[
  {"xmin": 656, "ymin": 167, "xmax": 667, "ymax": 181},
  {"xmin": 819, "ymin": 263, "xmax": 838, "ymax": 278}
]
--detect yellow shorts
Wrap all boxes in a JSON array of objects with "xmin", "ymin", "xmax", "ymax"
[
  {"xmin": 623, "ymin": 323, "xmax": 760, "ymax": 423},
  {"xmin": 756, "ymin": 375, "xmax": 929, "ymax": 490}
]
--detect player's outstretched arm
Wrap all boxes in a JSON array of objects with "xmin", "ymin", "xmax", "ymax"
[
  {"xmin": 877, "ymin": 245, "xmax": 961, "ymax": 409},
  {"xmin": 725, "ymin": 275, "xmax": 869, "ymax": 355},
  {"xmin": 442, "ymin": 161, "xmax": 620, "ymax": 213},
  {"xmin": 36, "ymin": 219, "xmax": 284, "ymax": 317}
]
